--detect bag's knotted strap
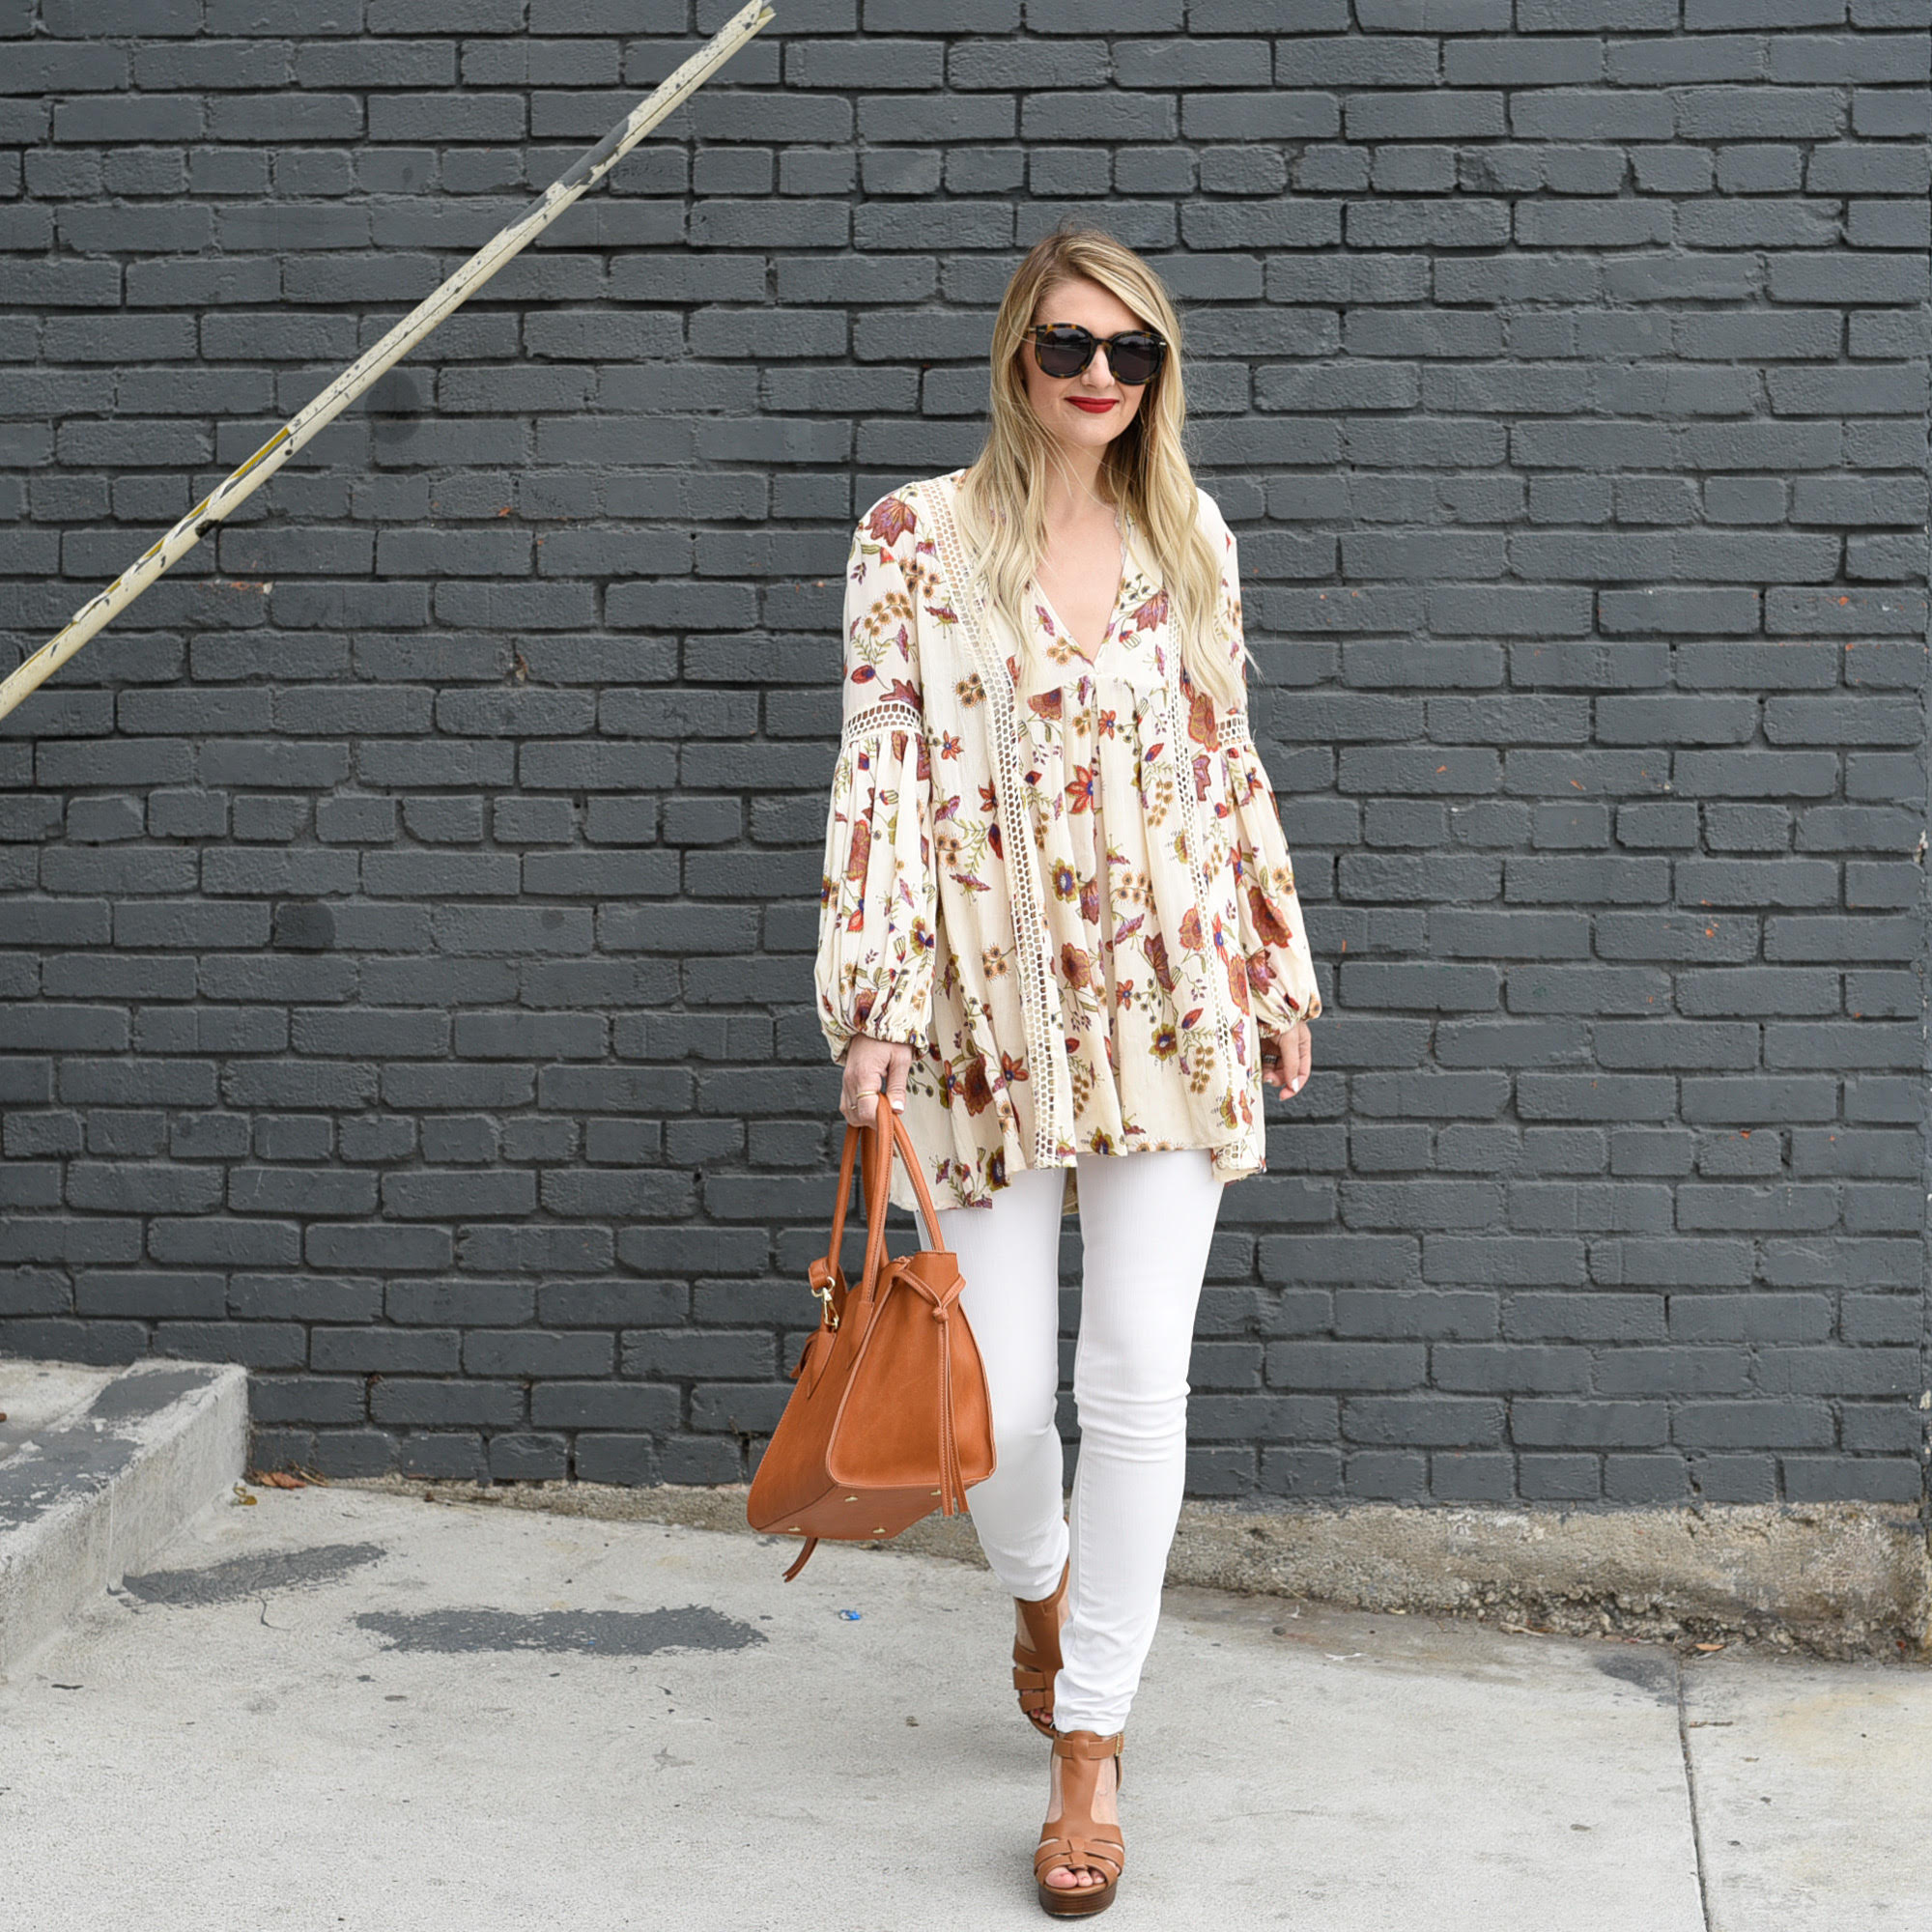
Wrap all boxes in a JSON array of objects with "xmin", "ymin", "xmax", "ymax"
[{"xmin": 928, "ymin": 1285, "xmax": 966, "ymax": 1515}]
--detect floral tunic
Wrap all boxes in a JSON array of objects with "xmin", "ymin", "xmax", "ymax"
[{"xmin": 814, "ymin": 467, "xmax": 1322, "ymax": 1214}]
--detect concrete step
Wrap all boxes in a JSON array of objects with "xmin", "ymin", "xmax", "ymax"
[{"xmin": 0, "ymin": 1357, "xmax": 246, "ymax": 1677}]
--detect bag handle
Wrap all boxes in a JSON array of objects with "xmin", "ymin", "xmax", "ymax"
[
  {"xmin": 820, "ymin": 1092, "xmax": 948, "ymax": 1296},
  {"xmin": 854, "ymin": 1094, "xmax": 898, "ymax": 1293},
  {"xmin": 860, "ymin": 1092, "xmax": 947, "ymax": 1257},
  {"xmin": 818, "ymin": 1111, "xmax": 865, "ymax": 1270},
  {"xmin": 819, "ymin": 1090, "xmax": 900, "ymax": 1283}
]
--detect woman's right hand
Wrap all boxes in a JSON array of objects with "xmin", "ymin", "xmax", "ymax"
[{"xmin": 840, "ymin": 1031, "xmax": 913, "ymax": 1127}]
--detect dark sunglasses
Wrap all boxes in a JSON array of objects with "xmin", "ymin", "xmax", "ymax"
[{"xmin": 1029, "ymin": 323, "xmax": 1167, "ymax": 387}]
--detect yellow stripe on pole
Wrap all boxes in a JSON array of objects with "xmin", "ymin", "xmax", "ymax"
[{"xmin": 0, "ymin": 1, "xmax": 775, "ymax": 728}]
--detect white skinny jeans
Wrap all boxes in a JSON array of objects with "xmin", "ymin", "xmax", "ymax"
[{"xmin": 934, "ymin": 1148, "xmax": 1224, "ymax": 1736}]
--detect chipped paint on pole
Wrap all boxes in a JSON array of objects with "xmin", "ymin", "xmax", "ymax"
[{"xmin": 0, "ymin": 0, "xmax": 776, "ymax": 729}]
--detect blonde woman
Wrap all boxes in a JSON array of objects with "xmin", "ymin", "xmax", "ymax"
[{"xmin": 812, "ymin": 227, "xmax": 1321, "ymax": 1916}]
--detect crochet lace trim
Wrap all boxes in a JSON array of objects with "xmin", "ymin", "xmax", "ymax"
[{"xmin": 840, "ymin": 699, "xmax": 923, "ymax": 746}]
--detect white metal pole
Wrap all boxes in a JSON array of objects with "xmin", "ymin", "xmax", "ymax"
[{"xmin": 0, "ymin": 0, "xmax": 776, "ymax": 727}]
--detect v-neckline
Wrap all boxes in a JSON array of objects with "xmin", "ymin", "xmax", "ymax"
[{"xmin": 1035, "ymin": 520, "xmax": 1129, "ymax": 668}]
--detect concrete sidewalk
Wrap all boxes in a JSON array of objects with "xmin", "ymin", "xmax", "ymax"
[
  {"xmin": 1, "ymin": 1482, "xmax": 1925, "ymax": 1932},
  {"xmin": 0, "ymin": 1358, "xmax": 245, "ymax": 1676}
]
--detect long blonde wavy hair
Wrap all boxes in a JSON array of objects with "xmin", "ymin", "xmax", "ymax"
[{"xmin": 954, "ymin": 227, "xmax": 1243, "ymax": 712}]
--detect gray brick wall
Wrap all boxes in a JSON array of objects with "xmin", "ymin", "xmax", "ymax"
[{"xmin": 2, "ymin": 1, "xmax": 1928, "ymax": 1510}]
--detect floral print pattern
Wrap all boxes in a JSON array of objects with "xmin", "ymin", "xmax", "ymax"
[{"xmin": 815, "ymin": 469, "xmax": 1322, "ymax": 1213}]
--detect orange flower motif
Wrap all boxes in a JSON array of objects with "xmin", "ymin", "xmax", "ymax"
[
  {"xmin": 1060, "ymin": 942, "xmax": 1100, "ymax": 992},
  {"xmin": 865, "ymin": 494, "xmax": 917, "ymax": 545},
  {"xmin": 1065, "ymin": 763, "xmax": 1095, "ymax": 812},
  {"xmin": 961, "ymin": 1061, "xmax": 994, "ymax": 1116},
  {"xmin": 1178, "ymin": 905, "xmax": 1204, "ymax": 952},
  {"xmin": 844, "ymin": 817, "xmax": 871, "ymax": 883},
  {"xmin": 1247, "ymin": 885, "xmax": 1293, "ymax": 949},
  {"xmin": 1223, "ymin": 944, "xmax": 1250, "ymax": 1014}
]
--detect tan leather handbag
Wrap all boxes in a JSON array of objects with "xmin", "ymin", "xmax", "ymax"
[{"xmin": 746, "ymin": 1092, "xmax": 996, "ymax": 1578}]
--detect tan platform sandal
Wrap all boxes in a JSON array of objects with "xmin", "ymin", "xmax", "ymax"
[
  {"xmin": 1012, "ymin": 1559, "xmax": 1069, "ymax": 1737},
  {"xmin": 1034, "ymin": 1727, "xmax": 1125, "ymax": 1918}
]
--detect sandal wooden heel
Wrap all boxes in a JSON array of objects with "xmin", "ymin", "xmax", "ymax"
[
  {"xmin": 1012, "ymin": 1558, "xmax": 1069, "ymax": 1736},
  {"xmin": 1034, "ymin": 1727, "xmax": 1124, "ymax": 1918}
]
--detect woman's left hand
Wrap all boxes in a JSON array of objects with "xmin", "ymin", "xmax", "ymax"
[{"xmin": 1261, "ymin": 1024, "xmax": 1311, "ymax": 1100}]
